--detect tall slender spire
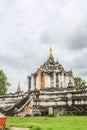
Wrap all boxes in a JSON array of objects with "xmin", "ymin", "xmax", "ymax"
[
  {"xmin": 49, "ymin": 47, "xmax": 53, "ymax": 59},
  {"xmin": 17, "ymin": 82, "xmax": 21, "ymax": 93}
]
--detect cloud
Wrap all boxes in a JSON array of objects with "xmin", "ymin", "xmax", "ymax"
[
  {"xmin": 66, "ymin": 20, "xmax": 87, "ymax": 50},
  {"xmin": 0, "ymin": 0, "xmax": 87, "ymax": 92}
]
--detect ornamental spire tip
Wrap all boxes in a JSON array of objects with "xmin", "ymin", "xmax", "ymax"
[{"xmin": 49, "ymin": 46, "xmax": 53, "ymax": 59}]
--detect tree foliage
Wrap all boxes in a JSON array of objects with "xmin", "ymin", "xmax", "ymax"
[
  {"xmin": 74, "ymin": 77, "xmax": 86, "ymax": 88},
  {"xmin": 0, "ymin": 69, "xmax": 10, "ymax": 95}
]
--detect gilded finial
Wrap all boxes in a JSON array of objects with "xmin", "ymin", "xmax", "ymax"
[{"xmin": 49, "ymin": 46, "xmax": 53, "ymax": 59}]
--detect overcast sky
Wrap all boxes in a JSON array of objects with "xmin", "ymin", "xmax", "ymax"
[{"xmin": 0, "ymin": 0, "xmax": 87, "ymax": 93}]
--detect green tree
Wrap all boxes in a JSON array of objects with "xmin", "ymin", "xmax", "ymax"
[
  {"xmin": 0, "ymin": 69, "xmax": 10, "ymax": 95},
  {"xmin": 74, "ymin": 77, "xmax": 86, "ymax": 88}
]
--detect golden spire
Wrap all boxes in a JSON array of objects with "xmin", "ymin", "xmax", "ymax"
[{"xmin": 49, "ymin": 47, "xmax": 53, "ymax": 59}]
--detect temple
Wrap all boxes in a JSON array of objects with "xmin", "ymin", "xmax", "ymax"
[
  {"xmin": 1, "ymin": 47, "xmax": 87, "ymax": 116},
  {"xmin": 28, "ymin": 47, "xmax": 74, "ymax": 91}
]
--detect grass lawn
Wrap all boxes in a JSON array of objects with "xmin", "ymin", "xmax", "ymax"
[{"xmin": 7, "ymin": 116, "xmax": 87, "ymax": 130}]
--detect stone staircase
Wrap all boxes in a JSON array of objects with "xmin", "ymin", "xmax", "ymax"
[{"xmin": 3, "ymin": 95, "xmax": 30, "ymax": 116}]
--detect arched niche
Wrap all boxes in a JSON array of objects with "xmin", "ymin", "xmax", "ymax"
[{"xmin": 40, "ymin": 70, "xmax": 46, "ymax": 90}]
